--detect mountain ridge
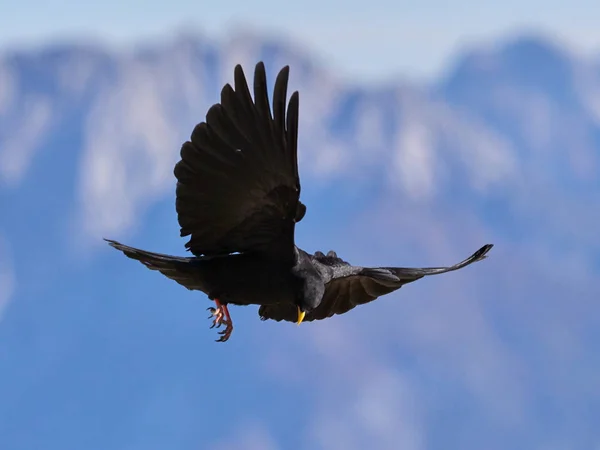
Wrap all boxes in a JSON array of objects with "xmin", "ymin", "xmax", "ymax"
[{"xmin": 0, "ymin": 29, "xmax": 598, "ymax": 450}]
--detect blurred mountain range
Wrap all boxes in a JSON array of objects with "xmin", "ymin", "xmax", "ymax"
[
  {"xmin": 2, "ymin": 32, "xmax": 598, "ymax": 252},
  {"xmin": 0, "ymin": 31, "xmax": 598, "ymax": 450}
]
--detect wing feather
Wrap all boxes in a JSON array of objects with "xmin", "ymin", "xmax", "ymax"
[
  {"xmin": 258, "ymin": 244, "xmax": 493, "ymax": 322},
  {"xmin": 174, "ymin": 62, "xmax": 305, "ymax": 264}
]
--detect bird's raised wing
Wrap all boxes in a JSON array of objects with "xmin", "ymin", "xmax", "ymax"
[
  {"xmin": 174, "ymin": 62, "xmax": 305, "ymax": 264},
  {"xmin": 258, "ymin": 244, "xmax": 493, "ymax": 323}
]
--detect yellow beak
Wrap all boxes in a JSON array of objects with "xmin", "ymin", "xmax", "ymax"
[{"xmin": 297, "ymin": 307, "xmax": 306, "ymax": 326}]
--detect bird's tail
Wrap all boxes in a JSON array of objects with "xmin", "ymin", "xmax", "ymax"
[{"xmin": 104, "ymin": 239, "xmax": 204, "ymax": 291}]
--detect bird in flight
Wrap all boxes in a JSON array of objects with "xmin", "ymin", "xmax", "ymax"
[{"xmin": 106, "ymin": 62, "xmax": 493, "ymax": 342}]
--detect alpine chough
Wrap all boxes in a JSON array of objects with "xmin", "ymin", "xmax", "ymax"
[{"xmin": 106, "ymin": 62, "xmax": 493, "ymax": 342}]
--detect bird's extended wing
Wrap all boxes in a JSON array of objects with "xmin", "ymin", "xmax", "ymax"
[
  {"xmin": 174, "ymin": 62, "xmax": 305, "ymax": 264},
  {"xmin": 258, "ymin": 244, "xmax": 493, "ymax": 323}
]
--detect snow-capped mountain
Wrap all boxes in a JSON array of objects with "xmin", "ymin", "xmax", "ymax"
[{"xmin": 0, "ymin": 30, "xmax": 598, "ymax": 450}]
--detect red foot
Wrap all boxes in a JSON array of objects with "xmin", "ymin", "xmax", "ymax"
[{"xmin": 207, "ymin": 299, "xmax": 234, "ymax": 342}]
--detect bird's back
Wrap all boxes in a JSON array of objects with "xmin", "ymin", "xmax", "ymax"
[
  {"xmin": 309, "ymin": 249, "xmax": 368, "ymax": 282},
  {"xmin": 310, "ymin": 250, "xmax": 350, "ymax": 267}
]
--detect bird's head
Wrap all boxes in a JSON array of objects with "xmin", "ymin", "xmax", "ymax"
[
  {"xmin": 295, "ymin": 276, "xmax": 325, "ymax": 325},
  {"xmin": 292, "ymin": 249, "xmax": 326, "ymax": 325}
]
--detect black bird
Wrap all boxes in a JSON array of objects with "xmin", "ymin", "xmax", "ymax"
[{"xmin": 106, "ymin": 62, "xmax": 493, "ymax": 342}]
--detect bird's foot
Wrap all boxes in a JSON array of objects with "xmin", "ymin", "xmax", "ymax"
[
  {"xmin": 206, "ymin": 300, "xmax": 234, "ymax": 343},
  {"xmin": 215, "ymin": 319, "xmax": 234, "ymax": 342},
  {"xmin": 207, "ymin": 307, "xmax": 224, "ymax": 328}
]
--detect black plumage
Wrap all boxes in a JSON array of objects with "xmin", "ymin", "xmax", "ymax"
[{"xmin": 106, "ymin": 62, "xmax": 493, "ymax": 342}]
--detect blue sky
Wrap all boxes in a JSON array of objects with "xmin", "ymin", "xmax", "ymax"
[
  {"xmin": 1, "ymin": 4, "xmax": 600, "ymax": 449},
  {"xmin": 1, "ymin": 0, "xmax": 600, "ymax": 80}
]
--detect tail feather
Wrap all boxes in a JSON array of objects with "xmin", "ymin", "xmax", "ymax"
[{"xmin": 104, "ymin": 239, "xmax": 204, "ymax": 291}]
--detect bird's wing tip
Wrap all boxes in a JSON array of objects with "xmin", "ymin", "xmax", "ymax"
[{"xmin": 475, "ymin": 244, "xmax": 494, "ymax": 260}]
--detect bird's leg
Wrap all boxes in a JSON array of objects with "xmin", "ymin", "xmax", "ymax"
[
  {"xmin": 206, "ymin": 298, "xmax": 234, "ymax": 342},
  {"xmin": 207, "ymin": 299, "xmax": 224, "ymax": 328},
  {"xmin": 216, "ymin": 304, "xmax": 234, "ymax": 343},
  {"xmin": 207, "ymin": 299, "xmax": 225, "ymax": 328}
]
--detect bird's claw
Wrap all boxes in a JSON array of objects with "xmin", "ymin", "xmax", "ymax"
[
  {"xmin": 207, "ymin": 306, "xmax": 224, "ymax": 328},
  {"xmin": 207, "ymin": 304, "xmax": 232, "ymax": 341},
  {"xmin": 215, "ymin": 321, "xmax": 234, "ymax": 342}
]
